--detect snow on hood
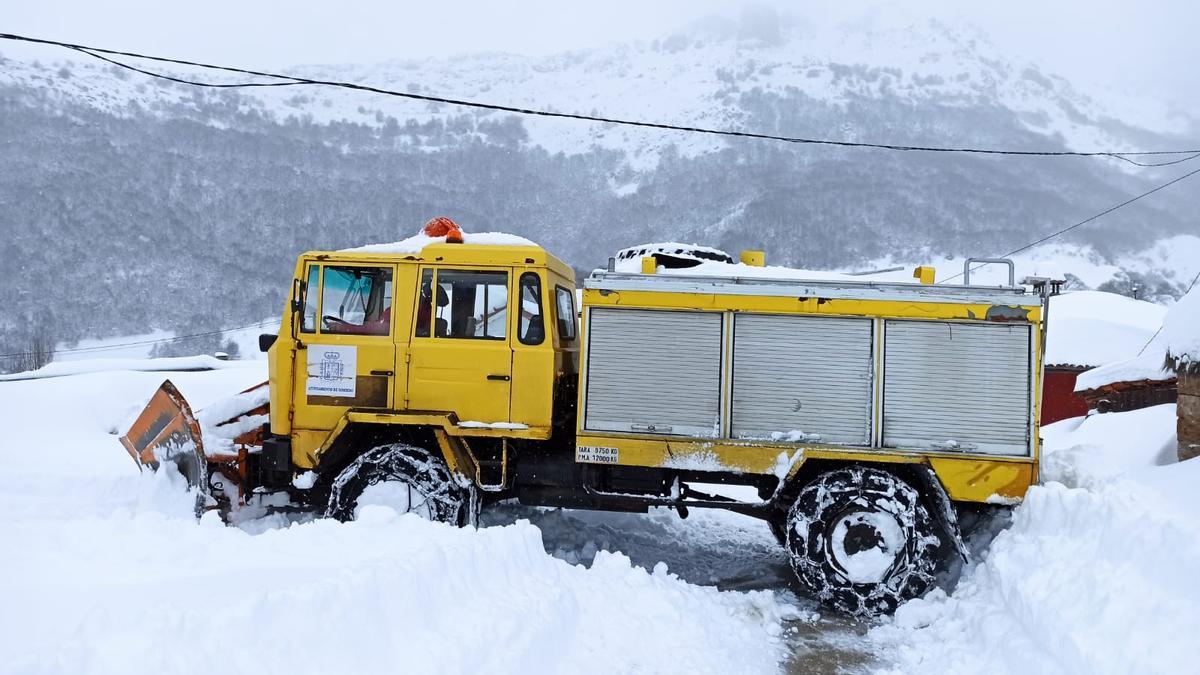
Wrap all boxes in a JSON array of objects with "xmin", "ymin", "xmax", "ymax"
[
  {"xmin": 1045, "ymin": 291, "xmax": 1167, "ymax": 368},
  {"xmin": 342, "ymin": 231, "xmax": 538, "ymax": 254},
  {"xmin": 1163, "ymin": 286, "xmax": 1200, "ymax": 367}
]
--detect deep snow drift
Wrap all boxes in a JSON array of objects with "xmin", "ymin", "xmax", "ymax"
[
  {"xmin": 871, "ymin": 405, "xmax": 1199, "ymax": 675},
  {"xmin": 0, "ymin": 365, "xmax": 796, "ymax": 675},
  {"xmin": 3, "ymin": 359, "xmax": 1197, "ymax": 674}
]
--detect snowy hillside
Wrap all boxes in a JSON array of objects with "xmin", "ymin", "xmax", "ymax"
[
  {"xmin": 2, "ymin": 10, "xmax": 1198, "ymax": 364},
  {"xmin": 3, "ymin": 12, "xmax": 1192, "ymax": 165}
]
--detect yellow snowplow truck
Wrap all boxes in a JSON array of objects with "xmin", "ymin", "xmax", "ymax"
[{"xmin": 123, "ymin": 221, "xmax": 1053, "ymax": 615}]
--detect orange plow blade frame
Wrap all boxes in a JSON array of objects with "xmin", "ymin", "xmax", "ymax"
[{"xmin": 118, "ymin": 379, "xmax": 207, "ymax": 487}]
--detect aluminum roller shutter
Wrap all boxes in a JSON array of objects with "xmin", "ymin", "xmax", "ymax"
[
  {"xmin": 883, "ymin": 320, "xmax": 1032, "ymax": 455},
  {"xmin": 731, "ymin": 314, "xmax": 873, "ymax": 445},
  {"xmin": 584, "ymin": 308, "xmax": 723, "ymax": 437}
]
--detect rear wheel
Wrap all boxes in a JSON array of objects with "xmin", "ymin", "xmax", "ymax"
[
  {"xmin": 326, "ymin": 443, "xmax": 474, "ymax": 525},
  {"xmin": 785, "ymin": 466, "xmax": 943, "ymax": 616}
]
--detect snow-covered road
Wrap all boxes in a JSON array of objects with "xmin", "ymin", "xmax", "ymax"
[{"xmin": 2, "ymin": 363, "xmax": 1196, "ymax": 674}]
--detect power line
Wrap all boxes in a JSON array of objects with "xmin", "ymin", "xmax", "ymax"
[
  {"xmin": 3, "ymin": 32, "xmax": 1199, "ymax": 165},
  {"xmin": 1136, "ymin": 268, "xmax": 1200, "ymax": 356},
  {"xmin": 0, "ymin": 319, "xmax": 277, "ymax": 360},
  {"xmin": 941, "ymin": 163, "xmax": 1200, "ymax": 285}
]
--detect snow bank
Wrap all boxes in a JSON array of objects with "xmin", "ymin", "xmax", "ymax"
[
  {"xmin": 0, "ymin": 367, "xmax": 796, "ymax": 675},
  {"xmin": 0, "ymin": 506, "xmax": 792, "ymax": 675},
  {"xmin": 0, "ymin": 355, "xmax": 258, "ymax": 381},
  {"xmin": 1041, "ymin": 404, "xmax": 1178, "ymax": 488},
  {"xmin": 344, "ymin": 230, "xmax": 538, "ymax": 254},
  {"xmin": 872, "ymin": 407, "xmax": 1198, "ymax": 675},
  {"xmin": 1044, "ymin": 291, "xmax": 1166, "ymax": 367}
]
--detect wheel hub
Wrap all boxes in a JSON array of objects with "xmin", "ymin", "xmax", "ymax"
[
  {"xmin": 827, "ymin": 508, "xmax": 907, "ymax": 584},
  {"xmin": 354, "ymin": 480, "xmax": 435, "ymax": 520}
]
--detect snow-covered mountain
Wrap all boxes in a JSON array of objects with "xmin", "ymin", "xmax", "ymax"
[
  {"xmin": 4, "ymin": 12, "xmax": 1194, "ymax": 165},
  {"xmin": 1, "ymin": 11, "xmax": 1197, "ymax": 361}
]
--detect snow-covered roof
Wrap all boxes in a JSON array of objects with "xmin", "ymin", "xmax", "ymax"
[
  {"xmin": 1163, "ymin": 286, "xmax": 1200, "ymax": 371},
  {"xmin": 1044, "ymin": 291, "xmax": 1167, "ymax": 368},
  {"xmin": 1074, "ymin": 347, "xmax": 1174, "ymax": 392},
  {"xmin": 1075, "ymin": 286, "xmax": 1199, "ymax": 390},
  {"xmin": 342, "ymin": 231, "xmax": 538, "ymax": 255}
]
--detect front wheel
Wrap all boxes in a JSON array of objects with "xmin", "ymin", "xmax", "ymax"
[
  {"xmin": 325, "ymin": 443, "xmax": 474, "ymax": 525},
  {"xmin": 785, "ymin": 466, "xmax": 944, "ymax": 616}
]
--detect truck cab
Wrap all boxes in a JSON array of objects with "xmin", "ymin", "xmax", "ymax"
[{"xmin": 265, "ymin": 241, "xmax": 579, "ymax": 472}]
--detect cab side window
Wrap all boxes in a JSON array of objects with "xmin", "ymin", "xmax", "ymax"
[
  {"xmin": 320, "ymin": 266, "xmax": 393, "ymax": 336},
  {"xmin": 518, "ymin": 273, "xmax": 545, "ymax": 345},
  {"xmin": 555, "ymin": 286, "xmax": 577, "ymax": 341},
  {"xmin": 416, "ymin": 269, "xmax": 509, "ymax": 340}
]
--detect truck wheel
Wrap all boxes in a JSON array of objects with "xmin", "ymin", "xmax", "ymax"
[
  {"xmin": 325, "ymin": 443, "xmax": 473, "ymax": 525},
  {"xmin": 785, "ymin": 466, "xmax": 941, "ymax": 617}
]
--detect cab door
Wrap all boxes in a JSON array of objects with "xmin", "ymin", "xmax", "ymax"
[
  {"xmin": 406, "ymin": 266, "xmax": 513, "ymax": 424},
  {"xmin": 292, "ymin": 261, "xmax": 399, "ymax": 430}
]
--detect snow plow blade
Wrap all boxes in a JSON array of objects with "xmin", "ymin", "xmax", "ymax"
[
  {"xmin": 119, "ymin": 379, "xmax": 208, "ymax": 489},
  {"xmin": 120, "ymin": 379, "xmax": 271, "ymax": 513}
]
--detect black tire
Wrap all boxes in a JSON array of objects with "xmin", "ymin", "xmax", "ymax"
[
  {"xmin": 325, "ymin": 443, "xmax": 474, "ymax": 525},
  {"xmin": 785, "ymin": 466, "xmax": 942, "ymax": 617}
]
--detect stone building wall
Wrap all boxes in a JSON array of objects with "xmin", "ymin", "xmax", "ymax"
[{"xmin": 1179, "ymin": 369, "xmax": 1199, "ymax": 462}]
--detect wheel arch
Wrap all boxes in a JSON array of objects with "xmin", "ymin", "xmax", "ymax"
[
  {"xmin": 773, "ymin": 457, "xmax": 968, "ymax": 563},
  {"xmin": 311, "ymin": 420, "xmax": 476, "ymax": 492}
]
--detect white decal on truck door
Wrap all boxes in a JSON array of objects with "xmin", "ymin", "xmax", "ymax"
[{"xmin": 307, "ymin": 345, "xmax": 357, "ymax": 397}]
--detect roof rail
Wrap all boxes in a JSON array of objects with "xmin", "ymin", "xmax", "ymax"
[{"xmin": 963, "ymin": 258, "xmax": 1015, "ymax": 286}]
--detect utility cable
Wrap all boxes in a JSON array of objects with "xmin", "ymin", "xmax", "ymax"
[
  {"xmin": 1136, "ymin": 268, "xmax": 1200, "ymax": 356},
  {"xmin": 2, "ymin": 32, "xmax": 1199, "ymax": 165},
  {"xmin": 0, "ymin": 319, "xmax": 278, "ymax": 360},
  {"xmin": 940, "ymin": 164, "xmax": 1200, "ymax": 284}
]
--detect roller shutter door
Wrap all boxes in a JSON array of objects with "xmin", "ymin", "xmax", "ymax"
[
  {"xmin": 584, "ymin": 308, "xmax": 723, "ymax": 437},
  {"xmin": 731, "ymin": 314, "xmax": 873, "ymax": 445},
  {"xmin": 883, "ymin": 320, "xmax": 1032, "ymax": 455}
]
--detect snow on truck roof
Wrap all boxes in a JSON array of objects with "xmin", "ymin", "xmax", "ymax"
[
  {"xmin": 342, "ymin": 231, "xmax": 539, "ymax": 254},
  {"xmin": 332, "ymin": 228, "xmax": 573, "ymax": 275}
]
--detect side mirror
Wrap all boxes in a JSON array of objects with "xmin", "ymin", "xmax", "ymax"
[
  {"xmin": 290, "ymin": 278, "xmax": 305, "ymax": 314},
  {"xmin": 259, "ymin": 334, "xmax": 279, "ymax": 353}
]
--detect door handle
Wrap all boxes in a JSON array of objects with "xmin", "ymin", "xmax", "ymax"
[
  {"xmin": 370, "ymin": 370, "xmax": 394, "ymax": 377},
  {"xmin": 487, "ymin": 374, "xmax": 510, "ymax": 381}
]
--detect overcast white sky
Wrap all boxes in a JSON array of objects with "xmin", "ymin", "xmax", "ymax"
[{"xmin": 4, "ymin": 0, "xmax": 1197, "ymax": 112}]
